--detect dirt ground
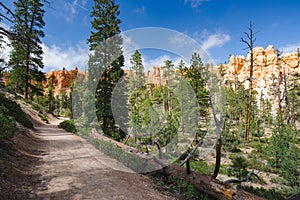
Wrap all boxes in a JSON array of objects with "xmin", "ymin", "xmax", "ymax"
[{"xmin": 0, "ymin": 117, "xmax": 176, "ymax": 200}]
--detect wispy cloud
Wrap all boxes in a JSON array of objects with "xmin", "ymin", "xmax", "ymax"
[
  {"xmin": 168, "ymin": 33, "xmax": 195, "ymax": 47},
  {"xmin": 134, "ymin": 6, "xmax": 145, "ymax": 14},
  {"xmin": 59, "ymin": 0, "xmax": 89, "ymax": 22},
  {"xmin": 279, "ymin": 43, "xmax": 300, "ymax": 54},
  {"xmin": 184, "ymin": 0, "xmax": 209, "ymax": 9},
  {"xmin": 42, "ymin": 42, "xmax": 89, "ymax": 71}
]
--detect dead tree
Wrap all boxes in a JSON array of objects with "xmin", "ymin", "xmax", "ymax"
[
  {"xmin": 241, "ymin": 21, "xmax": 257, "ymax": 142},
  {"xmin": 209, "ymin": 94, "xmax": 225, "ymax": 179}
]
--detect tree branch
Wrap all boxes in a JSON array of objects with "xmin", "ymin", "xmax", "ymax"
[
  {"xmin": 179, "ymin": 133, "xmax": 206, "ymax": 167},
  {"xmin": 223, "ymin": 169, "xmax": 262, "ymax": 184}
]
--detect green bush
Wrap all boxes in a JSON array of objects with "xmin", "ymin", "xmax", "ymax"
[
  {"xmin": 0, "ymin": 93, "xmax": 33, "ymax": 129},
  {"xmin": 38, "ymin": 113, "xmax": 49, "ymax": 123},
  {"xmin": 58, "ymin": 120, "xmax": 77, "ymax": 133},
  {"xmin": 0, "ymin": 105, "xmax": 16, "ymax": 141}
]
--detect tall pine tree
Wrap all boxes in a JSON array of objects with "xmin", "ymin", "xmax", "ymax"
[
  {"xmin": 9, "ymin": 0, "xmax": 45, "ymax": 99},
  {"xmin": 87, "ymin": 0, "xmax": 125, "ymax": 140},
  {"xmin": 128, "ymin": 50, "xmax": 145, "ymax": 142}
]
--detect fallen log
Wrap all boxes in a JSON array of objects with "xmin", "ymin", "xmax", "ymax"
[{"xmin": 88, "ymin": 131, "xmax": 265, "ymax": 200}]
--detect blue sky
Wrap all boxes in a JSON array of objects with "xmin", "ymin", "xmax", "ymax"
[{"xmin": 1, "ymin": 0, "xmax": 300, "ymax": 71}]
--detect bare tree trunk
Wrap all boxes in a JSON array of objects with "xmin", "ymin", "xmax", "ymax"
[{"xmin": 241, "ymin": 21, "xmax": 256, "ymax": 142}]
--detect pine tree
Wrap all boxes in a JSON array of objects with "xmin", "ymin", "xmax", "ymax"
[
  {"xmin": 179, "ymin": 53, "xmax": 209, "ymax": 138},
  {"xmin": 87, "ymin": 0, "xmax": 125, "ymax": 140},
  {"xmin": 128, "ymin": 50, "xmax": 145, "ymax": 142},
  {"xmin": 8, "ymin": 0, "xmax": 45, "ymax": 99},
  {"xmin": 163, "ymin": 60, "xmax": 174, "ymax": 114},
  {"xmin": 288, "ymin": 72, "xmax": 300, "ymax": 125},
  {"xmin": 47, "ymin": 73, "xmax": 55, "ymax": 113},
  {"xmin": 130, "ymin": 50, "xmax": 145, "ymax": 87}
]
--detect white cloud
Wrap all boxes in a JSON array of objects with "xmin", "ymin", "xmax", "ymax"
[
  {"xmin": 184, "ymin": 0, "xmax": 209, "ymax": 9},
  {"xmin": 280, "ymin": 43, "xmax": 300, "ymax": 54},
  {"xmin": 134, "ymin": 6, "xmax": 145, "ymax": 14},
  {"xmin": 42, "ymin": 42, "xmax": 89, "ymax": 72},
  {"xmin": 0, "ymin": 36, "xmax": 12, "ymax": 65},
  {"xmin": 201, "ymin": 33, "xmax": 230, "ymax": 51},
  {"xmin": 143, "ymin": 55, "xmax": 186, "ymax": 72},
  {"xmin": 0, "ymin": 39, "xmax": 89, "ymax": 72}
]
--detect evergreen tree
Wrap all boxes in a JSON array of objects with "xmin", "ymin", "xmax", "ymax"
[
  {"xmin": 163, "ymin": 60, "xmax": 174, "ymax": 114},
  {"xmin": 130, "ymin": 50, "xmax": 145, "ymax": 87},
  {"xmin": 87, "ymin": 0, "xmax": 125, "ymax": 140},
  {"xmin": 8, "ymin": 0, "xmax": 45, "ymax": 99},
  {"xmin": 288, "ymin": 72, "xmax": 300, "ymax": 125},
  {"xmin": 178, "ymin": 53, "xmax": 209, "ymax": 139},
  {"xmin": 128, "ymin": 50, "xmax": 145, "ymax": 142},
  {"xmin": 47, "ymin": 73, "xmax": 55, "ymax": 113}
]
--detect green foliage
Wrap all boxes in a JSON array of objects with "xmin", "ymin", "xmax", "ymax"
[
  {"xmin": 149, "ymin": 172, "xmax": 212, "ymax": 200},
  {"xmin": 58, "ymin": 120, "xmax": 77, "ymax": 133},
  {"xmin": 38, "ymin": 113, "xmax": 48, "ymax": 123},
  {"xmin": 46, "ymin": 73, "xmax": 55, "ymax": 113},
  {"xmin": 263, "ymin": 123, "xmax": 300, "ymax": 189},
  {"xmin": 0, "ymin": 93, "xmax": 33, "ymax": 129},
  {"xmin": 0, "ymin": 105, "xmax": 16, "ymax": 141},
  {"xmin": 240, "ymin": 186, "xmax": 285, "ymax": 200},
  {"xmin": 227, "ymin": 155, "xmax": 248, "ymax": 180},
  {"xmin": 189, "ymin": 160, "xmax": 214, "ymax": 176}
]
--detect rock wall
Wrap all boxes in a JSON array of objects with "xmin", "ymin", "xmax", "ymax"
[{"xmin": 220, "ymin": 45, "xmax": 300, "ymax": 113}]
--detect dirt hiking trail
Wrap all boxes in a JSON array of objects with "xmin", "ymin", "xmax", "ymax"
[
  {"xmin": 33, "ymin": 118, "xmax": 175, "ymax": 200},
  {"xmin": 1, "ymin": 116, "xmax": 175, "ymax": 200}
]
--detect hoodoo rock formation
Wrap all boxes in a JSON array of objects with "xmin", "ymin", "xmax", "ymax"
[
  {"xmin": 220, "ymin": 45, "xmax": 299, "ymax": 113},
  {"xmin": 43, "ymin": 67, "xmax": 86, "ymax": 96}
]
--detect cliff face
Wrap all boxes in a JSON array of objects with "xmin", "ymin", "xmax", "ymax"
[
  {"xmin": 220, "ymin": 45, "xmax": 300, "ymax": 114},
  {"xmin": 43, "ymin": 67, "xmax": 86, "ymax": 96}
]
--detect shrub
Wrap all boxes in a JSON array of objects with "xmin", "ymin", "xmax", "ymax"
[
  {"xmin": 38, "ymin": 113, "xmax": 49, "ymax": 123},
  {"xmin": 0, "ymin": 105, "xmax": 16, "ymax": 141},
  {"xmin": 228, "ymin": 155, "xmax": 248, "ymax": 180},
  {"xmin": 0, "ymin": 93, "xmax": 33, "ymax": 129},
  {"xmin": 58, "ymin": 120, "xmax": 77, "ymax": 133}
]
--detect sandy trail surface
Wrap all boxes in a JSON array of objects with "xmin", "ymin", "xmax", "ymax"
[{"xmin": 27, "ymin": 118, "xmax": 174, "ymax": 200}]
